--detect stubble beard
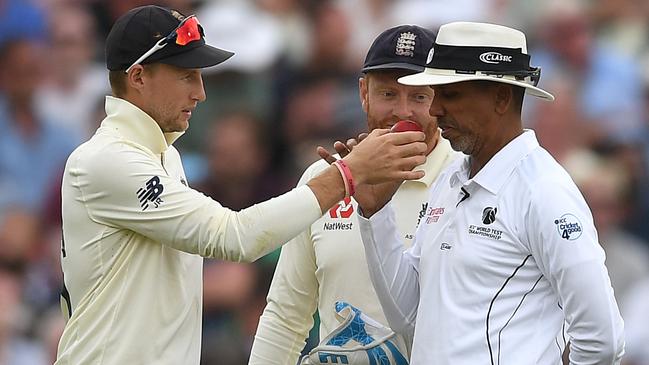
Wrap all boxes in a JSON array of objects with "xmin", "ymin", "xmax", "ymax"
[
  {"xmin": 162, "ymin": 118, "xmax": 187, "ymax": 133},
  {"xmin": 448, "ymin": 135, "xmax": 474, "ymax": 155},
  {"xmin": 152, "ymin": 106, "xmax": 187, "ymax": 133}
]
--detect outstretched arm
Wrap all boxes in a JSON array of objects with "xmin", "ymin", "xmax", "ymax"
[{"xmin": 77, "ymin": 129, "xmax": 427, "ymax": 262}]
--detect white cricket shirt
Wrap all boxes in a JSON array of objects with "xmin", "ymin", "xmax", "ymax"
[
  {"xmin": 56, "ymin": 96, "xmax": 322, "ymax": 365},
  {"xmin": 249, "ymin": 137, "xmax": 458, "ymax": 365},
  {"xmin": 360, "ymin": 130, "xmax": 625, "ymax": 364}
]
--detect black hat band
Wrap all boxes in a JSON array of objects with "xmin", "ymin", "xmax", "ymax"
[{"xmin": 428, "ymin": 43, "xmax": 532, "ymax": 73}]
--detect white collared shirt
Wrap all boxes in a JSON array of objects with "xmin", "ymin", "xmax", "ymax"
[
  {"xmin": 360, "ymin": 130, "xmax": 624, "ymax": 364},
  {"xmin": 249, "ymin": 137, "xmax": 459, "ymax": 365},
  {"xmin": 56, "ymin": 96, "xmax": 322, "ymax": 365}
]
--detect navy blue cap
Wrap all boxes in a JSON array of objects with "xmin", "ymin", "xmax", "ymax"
[
  {"xmin": 105, "ymin": 5, "xmax": 233, "ymax": 71},
  {"xmin": 361, "ymin": 25, "xmax": 436, "ymax": 74}
]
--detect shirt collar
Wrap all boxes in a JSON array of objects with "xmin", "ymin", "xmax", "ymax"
[
  {"xmin": 413, "ymin": 134, "xmax": 454, "ymax": 187},
  {"xmin": 449, "ymin": 157, "xmax": 470, "ymax": 189},
  {"xmin": 471, "ymin": 129, "xmax": 540, "ymax": 194},
  {"xmin": 100, "ymin": 96, "xmax": 184, "ymax": 154}
]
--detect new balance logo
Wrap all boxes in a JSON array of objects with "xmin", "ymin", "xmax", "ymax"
[{"xmin": 137, "ymin": 176, "xmax": 164, "ymax": 211}]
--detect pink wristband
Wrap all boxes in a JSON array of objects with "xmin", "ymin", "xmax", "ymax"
[
  {"xmin": 334, "ymin": 159, "xmax": 355, "ymax": 197},
  {"xmin": 333, "ymin": 161, "xmax": 350, "ymax": 197}
]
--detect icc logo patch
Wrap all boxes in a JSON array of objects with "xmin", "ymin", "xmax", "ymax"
[{"xmin": 554, "ymin": 213, "xmax": 583, "ymax": 241}]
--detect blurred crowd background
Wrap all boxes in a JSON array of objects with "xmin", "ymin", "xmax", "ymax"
[{"xmin": 1, "ymin": 0, "xmax": 649, "ymax": 364}]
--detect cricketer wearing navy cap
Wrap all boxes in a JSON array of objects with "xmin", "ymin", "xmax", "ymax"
[
  {"xmin": 361, "ymin": 24, "xmax": 435, "ymax": 74},
  {"xmin": 105, "ymin": 5, "xmax": 233, "ymax": 72},
  {"xmin": 359, "ymin": 25, "xmax": 440, "ymax": 157},
  {"xmin": 56, "ymin": 6, "xmax": 432, "ymax": 365},
  {"xmin": 249, "ymin": 25, "xmax": 459, "ymax": 365}
]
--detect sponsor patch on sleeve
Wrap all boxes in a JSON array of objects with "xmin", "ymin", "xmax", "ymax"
[
  {"xmin": 554, "ymin": 213, "xmax": 583, "ymax": 241},
  {"xmin": 136, "ymin": 176, "xmax": 164, "ymax": 211}
]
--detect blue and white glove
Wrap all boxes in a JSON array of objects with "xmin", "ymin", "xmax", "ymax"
[{"xmin": 300, "ymin": 301, "xmax": 409, "ymax": 365}]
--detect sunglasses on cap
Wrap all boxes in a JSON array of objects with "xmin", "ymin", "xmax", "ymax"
[{"xmin": 125, "ymin": 15, "xmax": 203, "ymax": 73}]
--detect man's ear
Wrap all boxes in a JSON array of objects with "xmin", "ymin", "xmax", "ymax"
[
  {"xmin": 127, "ymin": 65, "xmax": 146, "ymax": 92},
  {"xmin": 359, "ymin": 76, "xmax": 369, "ymax": 114},
  {"xmin": 494, "ymin": 84, "xmax": 513, "ymax": 115}
]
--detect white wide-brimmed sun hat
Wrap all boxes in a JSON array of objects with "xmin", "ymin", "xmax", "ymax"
[{"xmin": 399, "ymin": 22, "xmax": 555, "ymax": 101}]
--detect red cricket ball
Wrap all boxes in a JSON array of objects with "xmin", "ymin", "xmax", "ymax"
[{"xmin": 390, "ymin": 120, "xmax": 423, "ymax": 133}]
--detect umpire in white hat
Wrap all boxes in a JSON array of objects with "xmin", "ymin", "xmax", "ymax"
[{"xmin": 355, "ymin": 22, "xmax": 625, "ymax": 364}]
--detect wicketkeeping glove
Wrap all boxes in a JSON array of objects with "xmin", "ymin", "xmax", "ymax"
[{"xmin": 299, "ymin": 301, "xmax": 409, "ymax": 365}]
